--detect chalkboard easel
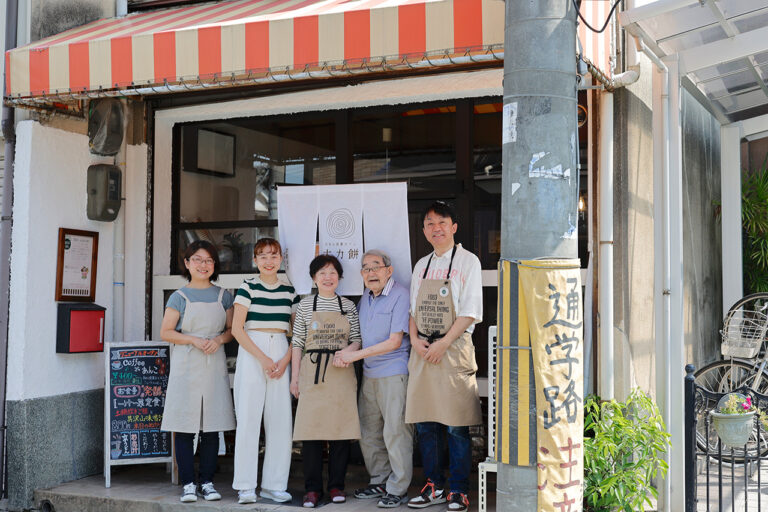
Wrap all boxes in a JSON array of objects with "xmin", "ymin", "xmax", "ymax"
[{"xmin": 104, "ymin": 341, "xmax": 173, "ymax": 488}]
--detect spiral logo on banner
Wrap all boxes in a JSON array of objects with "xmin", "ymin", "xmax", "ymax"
[{"xmin": 326, "ymin": 208, "xmax": 355, "ymax": 239}]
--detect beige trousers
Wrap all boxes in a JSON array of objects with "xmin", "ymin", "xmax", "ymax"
[{"xmin": 358, "ymin": 374, "xmax": 413, "ymax": 496}]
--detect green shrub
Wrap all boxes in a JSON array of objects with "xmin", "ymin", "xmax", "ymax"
[
  {"xmin": 742, "ymin": 154, "xmax": 768, "ymax": 293},
  {"xmin": 584, "ymin": 389, "xmax": 670, "ymax": 512}
]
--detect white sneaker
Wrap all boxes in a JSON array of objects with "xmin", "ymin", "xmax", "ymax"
[
  {"xmin": 200, "ymin": 482, "xmax": 221, "ymax": 501},
  {"xmin": 238, "ymin": 489, "xmax": 258, "ymax": 504},
  {"xmin": 180, "ymin": 483, "xmax": 197, "ymax": 503},
  {"xmin": 261, "ymin": 489, "xmax": 292, "ymax": 503}
]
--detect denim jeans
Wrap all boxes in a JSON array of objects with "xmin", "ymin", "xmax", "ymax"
[{"xmin": 415, "ymin": 422, "xmax": 471, "ymax": 494}]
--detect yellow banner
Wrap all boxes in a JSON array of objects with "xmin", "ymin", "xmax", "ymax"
[{"xmin": 518, "ymin": 259, "xmax": 584, "ymax": 512}]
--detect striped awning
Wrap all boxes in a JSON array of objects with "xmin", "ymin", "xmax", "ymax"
[
  {"xmin": 5, "ymin": 0, "xmax": 612, "ymax": 102},
  {"xmin": 5, "ymin": 0, "xmax": 505, "ymax": 100}
]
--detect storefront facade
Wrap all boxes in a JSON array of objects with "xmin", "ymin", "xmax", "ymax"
[{"xmin": 4, "ymin": 1, "xmax": 724, "ymax": 510}]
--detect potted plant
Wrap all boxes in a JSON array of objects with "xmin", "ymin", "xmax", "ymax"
[
  {"xmin": 710, "ymin": 393, "xmax": 758, "ymax": 447},
  {"xmin": 584, "ymin": 389, "xmax": 670, "ymax": 512}
]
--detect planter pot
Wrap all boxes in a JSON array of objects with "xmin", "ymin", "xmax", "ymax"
[{"xmin": 710, "ymin": 410, "xmax": 756, "ymax": 447}]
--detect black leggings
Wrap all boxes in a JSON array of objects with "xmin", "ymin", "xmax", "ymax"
[
  {"xmin": 302, "ymin": 440, "xmax": 350, "ymax": 493},
  {"xmin": 175, "ymin": 431, "xmax": 219, "ymax": 485}
]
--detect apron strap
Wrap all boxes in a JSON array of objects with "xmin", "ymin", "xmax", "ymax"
[
  {"xmin": 216, "ymin": 286, "xmax": 224, "ymax": 304},
  {"xmin": 306, "ymin": 349, "xmax": 335, "ymax": 384},
  {"xmin": 176, "ymin": 289, "xmax": 189, "ymax": 302},
  {"xmin": 312, "ymin": 294, "xmax": 347, "ymax": 315},
  {"xmin": 422, "ymin": 245, "xmax": 458, "ymax": 280},
  {"xmin": 417, "ymin": 330, "xmax": 445, "ymax": 344}
]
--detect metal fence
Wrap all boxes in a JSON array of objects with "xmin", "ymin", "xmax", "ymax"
[{"xmin": 685, "ymin": 364, "xmax": 768, "ymax": 512}]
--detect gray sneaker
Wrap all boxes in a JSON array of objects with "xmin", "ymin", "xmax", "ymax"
[
  {"xmin": 355, "ymin": 484, "xmax": 386, "ymax": 499},
  {"xmin": 180, "ymin": 482, "xmax": 197, "ymax": 503},
  {"xmin": 200, "ymin": 482, "xmax": 221, "ymax": 501},
  {"xmin": 379, "ymin": 493, "xmax": 407, "ymax": 508}
]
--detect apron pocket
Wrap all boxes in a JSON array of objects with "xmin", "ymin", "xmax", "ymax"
[{"xmin": 445, "ymin": 336, "xmax": 478, "ymax": 375}]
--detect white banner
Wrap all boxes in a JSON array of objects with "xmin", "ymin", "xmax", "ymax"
[
  {"xmin": 363, "ymin": 182, "xmax": 412, "ymax": 290},
  {"xmin": 277, "ymin": 183, "xmax": 410, "ymax": 297},
  {"xmin": 277, "ymin": 186, "xmax": 318, "ymax": 294},
  {"xmin": 318, "ymin": 184, "xmax": 364, "ymax": 296}
]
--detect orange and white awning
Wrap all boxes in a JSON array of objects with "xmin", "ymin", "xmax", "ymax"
[
  {"xmin": 5, "ymin": 0, "xmax": 612, "ymax": 101},
  {"xmin": 6, "ymin": 0, "xmax": 505, "ymax": 99}
]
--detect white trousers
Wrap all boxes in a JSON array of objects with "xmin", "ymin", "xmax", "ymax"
[{"xmin": 232, "ymin": 331, "xmax": 293, "ymax": 491}]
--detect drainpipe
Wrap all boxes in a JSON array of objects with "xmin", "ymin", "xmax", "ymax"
[
  {"xmin": 598, "ymin": 91, "xmax": 614, "ymax": 400},
  {"xmin": 113, "ymin": 100, "xmax": 127, "ymax": 343},
  {"xmin": 0, "ymin": 0, "xmax": 18, "ymax": 498},
  {"xmin": 116, "ymin": 0, "xmax": 128, "ymax": 17},
  {"xmin": 635, "ymin": 35, "xmax": 672, "ymax": 512}
]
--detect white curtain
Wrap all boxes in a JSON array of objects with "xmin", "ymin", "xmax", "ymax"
[
  {"xmin": 318, "ymin": 184, "xmax": 364, "ymax": 296},
  {"xmin": 277, "ymin": 186, "xmax": 318, "ymax": 294},
  {"xmin": 363, "ymin": 182, "xmax": 412, "ymax": 290},
  {"xmin": 277, "ymin": 183, "xmax": 411, "ymax": 296}
]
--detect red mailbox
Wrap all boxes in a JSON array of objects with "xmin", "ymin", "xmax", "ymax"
[{"xmin": 57, "ymin": 303, "xmax": 106, "ymax": 353}]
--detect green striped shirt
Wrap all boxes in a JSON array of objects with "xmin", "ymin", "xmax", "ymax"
[{"xmin": 234, "ymin": 275, "xmax": 300, "ymax": 331}]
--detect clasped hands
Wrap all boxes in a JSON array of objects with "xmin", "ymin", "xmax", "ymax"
[
  {"xmin": 192, "ymin": 336, "xmax": 221, "ymax": 355},
  {"xmin": 413, "ymin": 335, "xmax": 448, "ymax": 364},
  {"xmin": 332, "ymin": 349, "xmax": 355, "ymax": 368},
  {"xmin": 259, "ymin": 355, "xmax": 288, "ymax": 380}
]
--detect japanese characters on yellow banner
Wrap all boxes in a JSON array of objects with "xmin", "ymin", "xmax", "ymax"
[{"xmin": 518, "ymin": 259, "xmax": 583, "ymax": 512}]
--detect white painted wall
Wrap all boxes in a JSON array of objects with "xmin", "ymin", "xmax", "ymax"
[{"xmin": 7, "ymin": 122, "xmax": 147, "ymax": 401}]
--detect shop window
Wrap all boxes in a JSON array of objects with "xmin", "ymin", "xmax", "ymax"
[
  {"xmin": 352, "ymin": 106, "xmax": 457, "ymax": 194},
  {"xmin": 173, "ymin": 115, "xmax": 335, "ymax": 273},
  {"xmin": 473, "ymin": 102, "xmax": 502, "ymax": 269}
]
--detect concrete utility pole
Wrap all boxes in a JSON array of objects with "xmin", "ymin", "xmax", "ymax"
[{"xmin": 496, "ymin": 0, "xmax": 579, "ymax": 510}]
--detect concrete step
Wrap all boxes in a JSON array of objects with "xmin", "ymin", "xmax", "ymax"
[{"xmin": 33, "ymin": 462, "xmax": 496, "ymax": 512}]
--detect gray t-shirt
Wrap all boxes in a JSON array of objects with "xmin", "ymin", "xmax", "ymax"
[{"xmin": 166, "ymin": 285, "xmax": 235, "ymax": 331}]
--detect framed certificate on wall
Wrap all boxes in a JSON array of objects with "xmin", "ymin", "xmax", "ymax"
[{"xmin": 55, "ymin": 228, "xmax": 99, "ymax": 302}]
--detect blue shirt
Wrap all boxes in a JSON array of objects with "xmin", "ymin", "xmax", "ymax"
[
  {"xmin": 357, "ymin": 278, "xmax": 411, "ymax": 378},
  {"xmin": 166, "ymin": 285, "xmax": 234, "ymax": 331}
]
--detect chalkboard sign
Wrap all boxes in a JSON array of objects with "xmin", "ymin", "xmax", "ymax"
[{"xmin": 104, "ymin": 341, "xmax": 172, "ymax": 487}]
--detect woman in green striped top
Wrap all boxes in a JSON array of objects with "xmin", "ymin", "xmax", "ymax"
[{"xmin": 230, "ymin": 238, "xmax": 299, "ymax": 505}]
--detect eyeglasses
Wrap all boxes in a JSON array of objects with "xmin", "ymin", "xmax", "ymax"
[
  {"xmin": 189, "ymin": 256, "xmax": 214, "ymax": 265},
  {"xmin": 361, "ymin": 265, "xmax": 388, "ymax": 274}
]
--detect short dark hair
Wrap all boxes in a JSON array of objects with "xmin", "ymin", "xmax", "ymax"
[
  {"xmin": 309, "ymin": 254, "xmax": 344, "ymax": 279},
  {"xmin": 422, "ymin": 200, "xmax": 457, "ymax": 224},
  {"xmin": 181, "ymin": 240, "xmax": 220, "ymax": 282}
]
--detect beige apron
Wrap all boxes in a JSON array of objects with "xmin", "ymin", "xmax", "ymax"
[
  {"xmin": 293, "ymin": 295, "xmax": 362, "ymax": 441},
  {"xmin": 161, "ymin": 287, "xmax": 236, "ymax": 433},
  {"xmin": 405, "ymin": 246, "xmax": 482, "ymax": 426}
]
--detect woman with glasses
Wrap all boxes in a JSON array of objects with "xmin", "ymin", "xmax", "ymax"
[{"xmin": 160, "ymin": 240, "xmax": 236, "ymax": 503}]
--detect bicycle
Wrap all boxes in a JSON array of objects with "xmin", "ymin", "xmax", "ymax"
[{"xmin": 694, "ymin": 293, "xmax": 768, "ymax": 461}]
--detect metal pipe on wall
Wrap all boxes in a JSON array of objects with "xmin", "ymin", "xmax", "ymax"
[
  {"xmin": 113, "ymin": 100, "xmax": 128, "ymax": 343},
  {"xmin": 637, "ymin": 35, "xmax": 674, "ymax": 511},
  {"xmin": 598, "ymin": 91, "xmax": 614, "ymax": 400},
  {"xmin": 0, "ymin": 0, "xmax": 19, "ymax": 497},
  {"xmin": 116, "ymin": 0, "xmax": 128, "ymax": 17}
]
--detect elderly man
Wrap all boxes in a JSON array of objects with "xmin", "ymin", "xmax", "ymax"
[
  {"xmin": 405, "ymin": 201, "xmax": 482, "ymax": 512},
  {"xmin": 334, "ymin": 249, "xmax": 412, "ymax": 508}
]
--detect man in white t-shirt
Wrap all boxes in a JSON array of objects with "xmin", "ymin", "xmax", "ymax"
[{"xmin": 405, "ymin": 201, "xmax": 483, "ymax": 512}]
